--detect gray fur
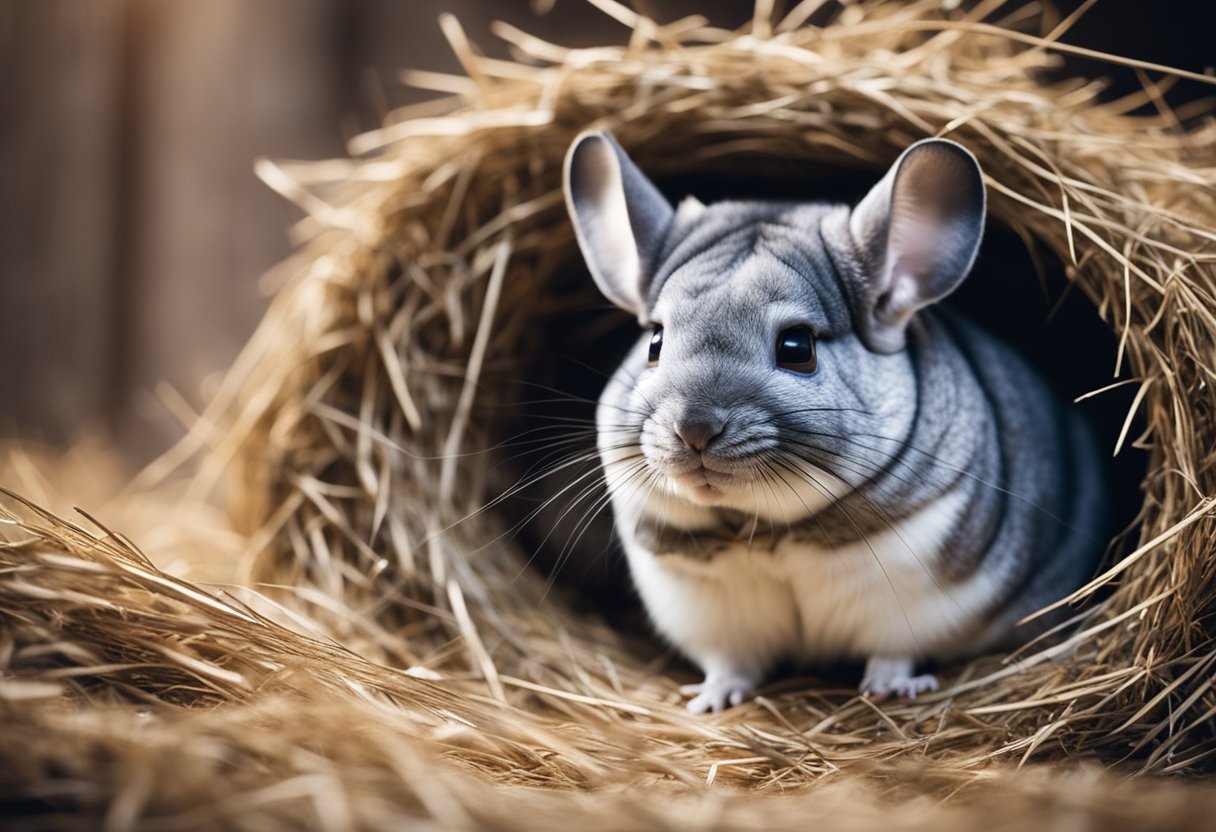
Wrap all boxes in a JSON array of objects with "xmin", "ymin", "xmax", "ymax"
[{"xmin": 563, "ymin": 131, "xmax": 1107, "ymax": 704}]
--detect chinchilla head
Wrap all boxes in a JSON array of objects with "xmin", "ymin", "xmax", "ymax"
[{"xmin": 563, "ymin": 131, "xmax": 985, "ymax": 517}]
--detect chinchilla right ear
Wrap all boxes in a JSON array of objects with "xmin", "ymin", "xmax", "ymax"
[
  {"xmin": 564, "ymin": 131, "xmax": 674, "ymax": 323},
  {"xmin": 848, "ymin": 138, "xmax": 986, "ymax": 352}
]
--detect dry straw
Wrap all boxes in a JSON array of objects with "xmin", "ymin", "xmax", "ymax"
[{"xmin": 4, "ymin": 0, "xmax": 1216, "ymax": 826}]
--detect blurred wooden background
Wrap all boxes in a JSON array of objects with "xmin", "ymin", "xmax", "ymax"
[{"xmin": 0, "ymin": 0, "xmax": 1211, "ymax": 462}]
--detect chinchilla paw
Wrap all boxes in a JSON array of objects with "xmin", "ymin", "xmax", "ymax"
[{"xmin": 682, "ymin": 671, "xmax": 756, "ymax": 714}]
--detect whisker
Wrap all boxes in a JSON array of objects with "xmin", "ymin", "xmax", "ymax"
[
  {"xmin": 532, "ymin": 458, "xmax": 649, "ymax": 596},
  {"xmin": 782, "ymin": 427, "xmax": 1090, "ymax": 536},
  {"xmin": 542, "ymin": 462, "xmax": 657, "ymax": 598},
  {"xmin": 766, "ymin": 455, "xmax": 930, "ymax": 655},
  {"xmin": 773, "ymin": 451, "xmax": 969, "ymax": 621}
]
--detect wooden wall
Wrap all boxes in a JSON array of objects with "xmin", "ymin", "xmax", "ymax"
[
  {"xmin": 0, "ymin": 0, "xmax": 1209, "ymax": 461},
  {"xmin": 2, "ymin": 0, "xmax": 350, "ymax": 456},
  {"xmin": 0, "ymin": 0, "xmax": 748, "ymax": 460}
]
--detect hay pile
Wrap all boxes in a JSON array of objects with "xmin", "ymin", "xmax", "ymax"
[{"xmin": 5, "ymin": 0, "xmax": 1216, "ymax": 826}]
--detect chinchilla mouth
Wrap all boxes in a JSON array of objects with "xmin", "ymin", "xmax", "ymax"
[{"xmin": 659, "ymin": 459, "xmax": 747, "ymax": 489}]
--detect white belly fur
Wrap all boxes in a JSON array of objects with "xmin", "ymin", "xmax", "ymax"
[{"xmin": 620, "ymin": 487, "xmax": 998, "ymax": 674}]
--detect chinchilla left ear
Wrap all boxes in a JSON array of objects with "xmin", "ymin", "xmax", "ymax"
[
  {"xmin": 563, "ymin": 131, "xmax": 674, "ymax": 323},
  {"xmin": 848, "ymin": 138, "xmax": 986, "ymax": 352}
]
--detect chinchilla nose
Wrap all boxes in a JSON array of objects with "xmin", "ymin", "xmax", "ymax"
[{"xmin": 674, "ymin": 413, "xmax": 725, "ymax": 452}]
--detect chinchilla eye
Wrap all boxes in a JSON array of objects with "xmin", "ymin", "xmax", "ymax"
[
  {"xmin": 647, "ymin": 326, "xmax": 663, "ymax": 366},
  {"xmin": 776, "ymin": 326, "xmax": 817, "ymax": 373}
]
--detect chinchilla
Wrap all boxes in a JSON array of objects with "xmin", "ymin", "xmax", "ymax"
[{"xmin": 561, "ymin": 130, "xmax": 1107, "ymax": 713}]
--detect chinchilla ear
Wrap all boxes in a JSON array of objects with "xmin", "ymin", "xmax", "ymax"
[
  {"xmin": 564, "ymin": 131, "xmax": 674, "ymax": 322},
  {"xmin": 848, "ymin": 138, "xmax": 985, "ymax": 352}
]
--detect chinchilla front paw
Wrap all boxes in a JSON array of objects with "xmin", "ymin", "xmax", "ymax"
[
  {"xmin": 680, "ymin": 669, "xmax": 758, "ymax": 714},
  {"xmin": 860, "ymin": 656, "xmax": 939, "ymax": 699}
]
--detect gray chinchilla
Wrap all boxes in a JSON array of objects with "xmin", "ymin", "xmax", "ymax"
[{"xmin": 563, "ymin": 131, "xmax": 1107, "ymax": 713}]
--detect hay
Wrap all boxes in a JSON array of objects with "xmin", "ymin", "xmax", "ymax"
[
  {"xmin": 7, "ymin": 489, "xmax": 1216, "ymax": 829},
  {"xmin": 5, "ymin": 0, "xmax": 1216, "ymax": 825}
]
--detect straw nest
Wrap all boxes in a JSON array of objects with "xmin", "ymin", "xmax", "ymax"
[{"xmin": 5, "ymin": 1, "xmax": 1216, "ymax": 826}]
